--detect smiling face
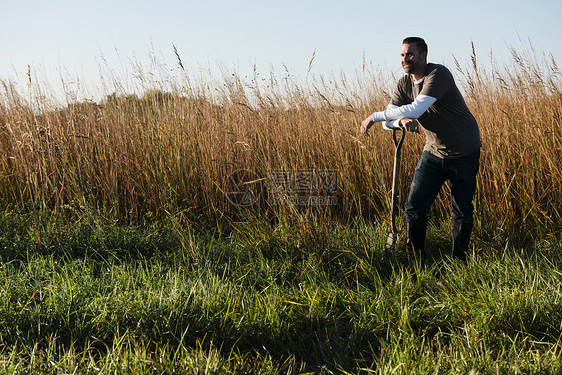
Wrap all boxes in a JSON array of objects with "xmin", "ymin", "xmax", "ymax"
[{"xmin": 401, "ymin": 43, "xmax": 427, "ymax": 78}]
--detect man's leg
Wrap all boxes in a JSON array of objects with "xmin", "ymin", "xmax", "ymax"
[
  {"xmin": 448, "ymin": 150, "xmax": 480, "ymax": 261},
  {"xmin": 405, "ymin": 151, "xmax": 447, "ymax": 257}
]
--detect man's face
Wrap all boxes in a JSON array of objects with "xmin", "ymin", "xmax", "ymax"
[{"xmin": 401, "ymin": 43, "xmax": 427, "ymax": 75}]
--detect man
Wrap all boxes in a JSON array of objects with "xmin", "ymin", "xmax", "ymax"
[{"xmin": 360, "ymin": 37, "xmax": 481, "ymax": 261}]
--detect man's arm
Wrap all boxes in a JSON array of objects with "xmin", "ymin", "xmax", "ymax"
[
  {"xmin": 371, "ymin": 95, "xmax": 436, "ymax": 122},
  {"xmin": 382, "ymin": 105, "xmax": 402, "ymax": 130},
  {"xmin": 360, "ymin": 76, "xmax": 432, "ymax": 135},
  {"xmin": 361, "ymin": 103, "xmax": 400, "ymax": 135},
  {"xmin": 381, "ymin": 104, "xmax": 421, "ymax": 133},
  {"xmin": 361, "ymin": 103, "xmax": 423, "ymax": 135}
]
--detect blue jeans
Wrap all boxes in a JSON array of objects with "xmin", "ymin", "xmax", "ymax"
[{"xmin": 405, "ymin": 150, "xmax": 480, "ymax": 224}]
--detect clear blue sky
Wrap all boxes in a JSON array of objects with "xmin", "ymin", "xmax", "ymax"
[{"xmin": 2, "ymin": 0, "xmax": 561, "ymax": 103}]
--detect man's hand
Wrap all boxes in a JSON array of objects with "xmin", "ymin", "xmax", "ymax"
[
  {"xmin": 360, "ymin": 116, "xmax": 374, "ymax": 136},
  {"xmin": 400, "ymin": 118, "xmax": 421, "ymax": 134}
]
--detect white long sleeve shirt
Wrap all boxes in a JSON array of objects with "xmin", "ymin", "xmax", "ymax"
[{"xmin": 374, "ymin": 94, "xmax": 437, "ymax": 124}]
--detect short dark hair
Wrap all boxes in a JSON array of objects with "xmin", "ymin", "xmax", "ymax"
[{"xmin": 402, "ymin": 37, "xmax": 428, "ymax": 54}]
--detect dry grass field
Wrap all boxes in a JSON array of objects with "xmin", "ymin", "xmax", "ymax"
[{"xmin": 0, "ymin": 47, "xmax": 560, "ymax": 238}]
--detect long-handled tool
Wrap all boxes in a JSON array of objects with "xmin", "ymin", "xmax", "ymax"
[{"xmin": 385, "ymin": 126, "xmax": 406, "ymax": 256}]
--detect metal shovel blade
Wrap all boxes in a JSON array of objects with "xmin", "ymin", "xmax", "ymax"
[{"xmin": 385, "ymin": 232, "xmax": 399, "ymax": 256}]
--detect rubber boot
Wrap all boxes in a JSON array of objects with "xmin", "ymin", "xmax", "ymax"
[
  {"xmin": 406, "ymin": 221, "xmax": 427, "ymax": 260},
  {"xmin": 452, "ymin": 221, "xmax": 473, "ymax": 262}
]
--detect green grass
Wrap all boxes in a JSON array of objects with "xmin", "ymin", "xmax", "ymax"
[{"xmin": 0, "ymin": 209, "xmax": 560, "ymax": 374}]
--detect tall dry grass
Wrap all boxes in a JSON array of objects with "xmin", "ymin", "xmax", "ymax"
[{"xmin": 0, "ymin": 47, "xmax": 560, "ymax": 234}]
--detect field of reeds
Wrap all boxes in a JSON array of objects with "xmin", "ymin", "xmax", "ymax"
[
  {"xmin": 1, "ymin": 47, "xmax": 560, "ymax": 233},
  {"xmin": 0, "ymin": 46, "xmax": 561, "ymax": 373}
]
